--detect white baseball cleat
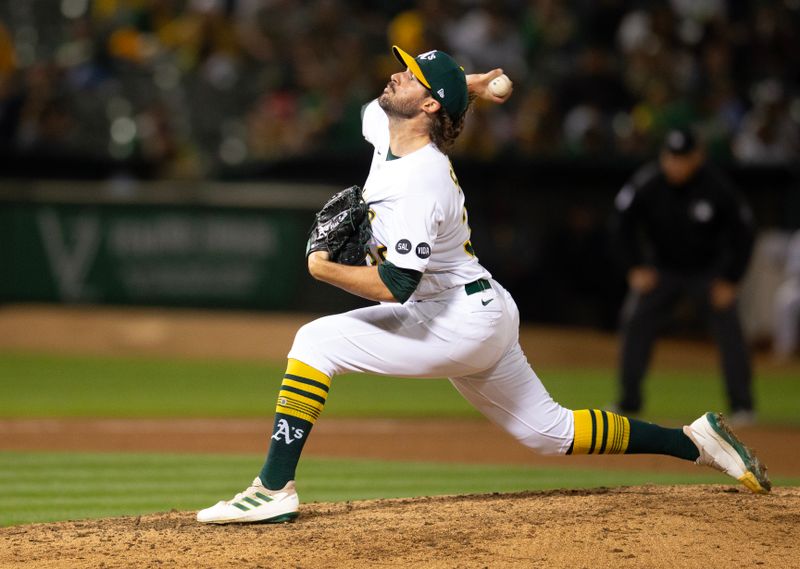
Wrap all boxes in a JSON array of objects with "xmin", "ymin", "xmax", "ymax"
[
  {"xmin": 683, "ymin": 412, "xmax": 771, "ymax": 494},
  {"xmin": 197, "ymin": 478, "xmax": 299, "ymax": 524}
]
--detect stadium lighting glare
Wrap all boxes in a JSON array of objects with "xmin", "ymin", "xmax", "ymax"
[
  {"xmin": 111, "ymin": 117, "xmax": 137, "ymax": 145},
  {"xmin": 61, "ymin": 0, "xmax": 89, "ymax": 19}
]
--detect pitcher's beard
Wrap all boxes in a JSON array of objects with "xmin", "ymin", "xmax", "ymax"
[{"xmin": 378, "ymin": 91, "xmax": 422, "ymax": 119}]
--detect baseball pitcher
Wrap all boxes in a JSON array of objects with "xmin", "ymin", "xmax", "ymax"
[{"xmin": 197, "ymin": 46, "xmax": 770, "ymax": 524}]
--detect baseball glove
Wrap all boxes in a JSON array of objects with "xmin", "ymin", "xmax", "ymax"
[{"xmin": 306, "ymin": 185, "xmax": 372, "ymax": 265}]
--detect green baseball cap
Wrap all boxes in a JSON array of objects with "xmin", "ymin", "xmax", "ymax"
[{"xmin": 392, "ymin": 45, "xmax": 468, "ymax": 120}]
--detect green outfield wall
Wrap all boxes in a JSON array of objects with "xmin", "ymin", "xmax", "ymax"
[
  {"xmin": 0, "ymin": 181, "xmax": 342, "ymax": 309},
  {"xmin": 1, "ymin": 169, "xmax": 796, "ymax": 326}
]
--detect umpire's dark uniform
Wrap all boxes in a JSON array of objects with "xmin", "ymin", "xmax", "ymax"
[{"xmin": 611, "ymin": 130, "xmax": 756, "ymax": 416}]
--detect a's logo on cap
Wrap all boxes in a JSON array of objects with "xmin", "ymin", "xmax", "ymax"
[
  {"xmin": 437, "ymin": 88, "xmax": 445, "ymax": 98},
  {"xmin": 419, "ymin": 50, "xmax": 437, "ymax": 60}
]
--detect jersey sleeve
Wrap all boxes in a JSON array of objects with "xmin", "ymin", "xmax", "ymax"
[
  {"xmin": 361, "ymin": 99, "xmax": 389, "ymax": 148},
  {"xmin": 383, "ymin": 192, "xmax": 442, "ymax": 273},
  {"xmin": 609, "ymin": 162, "xmax": 661, "ymax": 272},
  {"xmin": 610, "ymin": 179, "xmax": 645, "ymax": 271}
]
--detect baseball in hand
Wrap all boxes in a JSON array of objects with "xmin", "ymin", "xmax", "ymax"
[{"xmin": 488, "ymin": 74, "xmax": 512, "ymax": 97}]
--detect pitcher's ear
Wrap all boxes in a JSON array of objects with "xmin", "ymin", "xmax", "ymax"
[{"xmin": 422, "ymin": 97, "xmax": 441, "ymax": 115}]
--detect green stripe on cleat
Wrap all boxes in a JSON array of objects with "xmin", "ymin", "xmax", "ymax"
[{"xmin": 256, "ymin": 512, "xmax": 299, "ymax": 524}]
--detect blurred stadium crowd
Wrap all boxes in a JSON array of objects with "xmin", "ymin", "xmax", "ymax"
[{"xmin": 0, "ymin": 0, "xmax": 798, "ymax": 178}]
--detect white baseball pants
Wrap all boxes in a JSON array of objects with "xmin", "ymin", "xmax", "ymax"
[{"xmin": 287, "ymin": 280, "xmax": 574, "ymax": 455}]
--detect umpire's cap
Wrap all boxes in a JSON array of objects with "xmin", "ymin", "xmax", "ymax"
[
  {"xmin": 663, "ymin": 127, "xmax": 698, "ymax": 155},
  {"xmin": 392, "ymin": 46, "xmax": 468, "ymax": 120}
]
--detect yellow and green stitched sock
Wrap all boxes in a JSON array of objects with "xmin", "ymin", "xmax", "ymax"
[
  {"xmin": 260, "ymin": 359, "xmax": 331, "ymax": 489},
  {"xmin": 568, "ymin": 409, "xmax": 699, "ymax": 461}
]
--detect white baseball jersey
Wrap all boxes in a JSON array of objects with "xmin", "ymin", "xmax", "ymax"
[
  {"xmin": 361, "ymin": 100, "xmax": 491, "ymax": 301},
  {"xmin": 287, "ymin": 99, "xmax": 574, "ymax": 458}
]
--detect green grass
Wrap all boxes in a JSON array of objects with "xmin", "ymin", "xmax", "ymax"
[
  {"xmin": 1, "ymin": 352, "xmax": 798, "ymax": 527},
  {"xmin": 4, "ymin": 451, "xmax": 798, "ymax": 527},
  {"xmin": 1, "ymin": 351, "xmax": 799, "ymax": 424}
]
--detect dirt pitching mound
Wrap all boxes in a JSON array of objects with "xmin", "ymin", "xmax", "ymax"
[{"xmin": 2, "ymin": 485, "xmax": 798, "ymax": 569}]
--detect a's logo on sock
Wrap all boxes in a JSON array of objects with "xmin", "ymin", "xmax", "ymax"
[{"xmin": 271, "ymin": 418, "xmax": 305, "ymax": 445}]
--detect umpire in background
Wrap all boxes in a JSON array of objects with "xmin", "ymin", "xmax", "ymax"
[{"xmin": 610, "ymin": 127, "xmax": 756, "ymax": 424}]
